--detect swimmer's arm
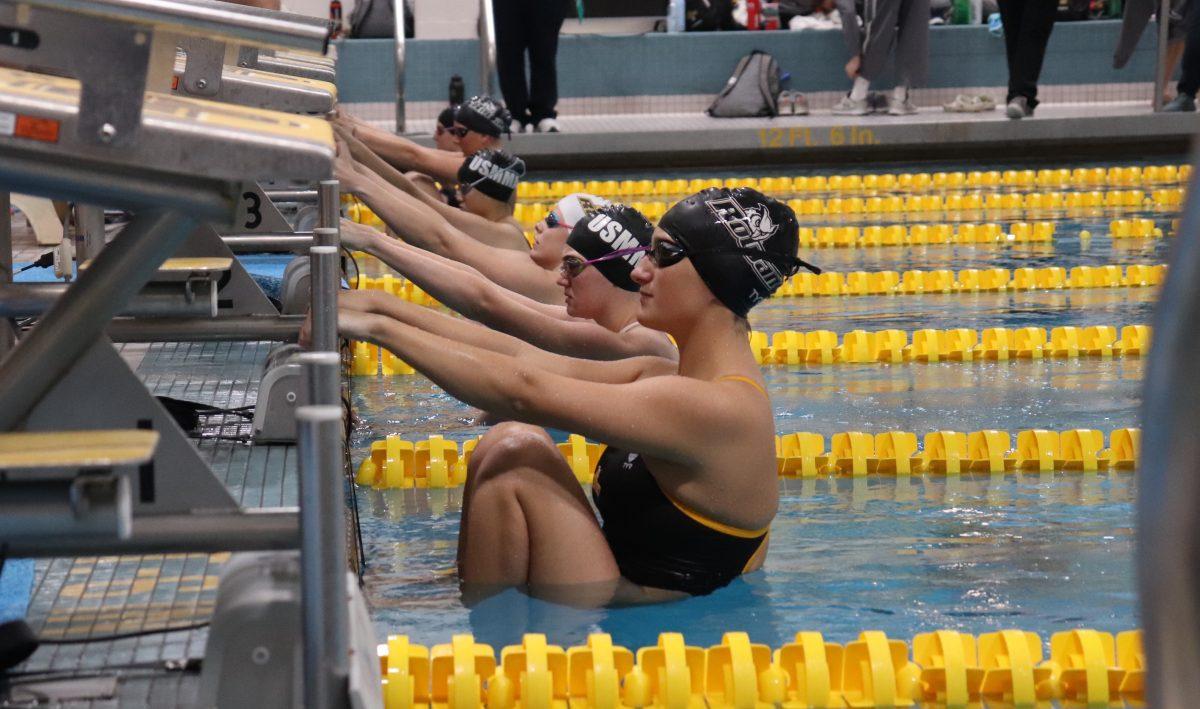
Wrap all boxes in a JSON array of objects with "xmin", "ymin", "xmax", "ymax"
[
  {"xmin": 337, "ymin": 124, "xmax": 423, "ymax": 195},
  {"xmin": 353, "ymin": 180, "xmax": 563, "ymax": 303},
  {"xmin": 492, "ymin": 309, "xmax": 678, "ymax": 361},
  {"xmin": 337, "ymin": 298, "xmax": 671, "ymax": 383},
  {"xmin": 345, "ymin": 312, "xmax": 751, "ymax": 463},
  {"xmin": 343, "ymin": 118, "xmax": 461, "ymax": 185},
  {"xmin": 342, "ymin": 135, "xmax": 528, "ymax": 253},
  {"xmin": 348, "ymin": 229, "xmax": 615, "ymax": 356},
  {"xmin": 429, "ymin": 202, "xmax": 528, "ymax": 252}
]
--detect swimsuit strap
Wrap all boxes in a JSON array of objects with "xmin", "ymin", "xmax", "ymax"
[
  {"xmin": 716, "ymin": 374, "xmax": 769, "ymax": 398},
  {"xmin": 618, "ymin": 321, "xmax": 641, "ymax": 334}
]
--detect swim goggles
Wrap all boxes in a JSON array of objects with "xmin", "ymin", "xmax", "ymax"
[
  {"xmin": 445, "ymin": 125, "xmax": 470, "ymax": 138},
  {"xmin": 559, "ymin": 246, "xmax": 648, "ymax": 279},
  {"xmin": 647, "ymin": 240, "xmax": 822, "ymax": 276},
  {"xmin": 544, "ymin": 209, "xmax": 565, "ymax": 229}
]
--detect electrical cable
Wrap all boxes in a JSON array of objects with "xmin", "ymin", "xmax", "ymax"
[
  {"xmin": 341, "ymin": 245, "xmax": 361, "ymax": 288},
  {"xmin": 15, "ymin": 251, "xmax": 54, "ymax": 274}
]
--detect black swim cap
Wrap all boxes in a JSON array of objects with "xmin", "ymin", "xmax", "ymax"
[
  {"xmin": 658, "ymin": 187, "xmax": 819, "ymax": 317},
  {"xmin": 457, "ymin": 149, "xmax": 525, "ymax": 202},
  {"xmin": 437, "ymin": 104, "xmax": 460, "ymax": 128},
  {"xmin": 456, "ymin": 95, "xmax": 511, "ymax": 138},
  {"xmin": 566, "ymin": 204, "xmax": 653, "ymax": 292}
]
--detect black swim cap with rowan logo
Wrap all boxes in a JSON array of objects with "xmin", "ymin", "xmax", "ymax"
[{"xmin": 658, "ymin": 187, "xmax": 819, "ymax": 317}]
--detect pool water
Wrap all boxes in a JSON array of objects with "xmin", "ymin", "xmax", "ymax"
[
  {"xmin": 354, "ymin": 474, "xmax": 1135, "ymax": 650},
  {"xmin": 346, "ymin": 159, "xmax": 1170, "ymax": 649}
]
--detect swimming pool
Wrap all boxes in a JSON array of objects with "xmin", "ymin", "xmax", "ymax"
[{"xmin": 345, "ymin": 159, "xmax": 1167, "ymax": 654}]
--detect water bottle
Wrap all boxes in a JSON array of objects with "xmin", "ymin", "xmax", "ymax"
[
  {"xmin": 988, "ymin": 11, "xmax": 1003, "ymax": 36},
  {"xmin": 762, "ymin": 1, "xmax": 781, "ymax": 29},
  {"xmin": 449, "ymin": 75, "xmax": 465, "ymax": 105},
  {"xmin": 328, "ymin": 0, "xmax": 343, "ymax": 39},
  {"xmin": 746, "ymin": 0, "xmax": 762, "ymax": 29},
  {"xmin": 950, "ymin": 0, "xmax": 969, "ymax": 23},
  {"xmin": 667, "ymin": 0, "xmax": 686, "ymax": 32}
]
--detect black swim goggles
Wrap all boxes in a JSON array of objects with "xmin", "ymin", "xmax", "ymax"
[
  {"xmin": 559, "ymin": 246, "xmax": 646, "ymax": 279},
  {"xmin": 646, "ymin": 240, "xmax": 822, "ymax": 276}
]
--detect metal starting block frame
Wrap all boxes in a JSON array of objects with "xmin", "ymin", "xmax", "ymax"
[
  {"xmin": 172, "ymin": 48, "xmax": 338, "ymax": 114},
  {"xmin": 238, "ymin": 45, "xmax": 338, "ymax": 83},
  {"xmin": 0, "ymin": 4, "xmax": 369, "ymax": 706},
  {"xmin": 0, "ymin": 4, "xmax": 332, "ymax": 558}
]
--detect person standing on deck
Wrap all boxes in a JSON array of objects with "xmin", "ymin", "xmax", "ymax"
[
  {"xmin": 833, "ymin": 0, "xmax": 930, "ymax": 115},
  {"xmin": 494, "ymin": 0, "xmax": 566, "ymax": 133},
  {"xmin": 997, "ymin": 0, "xmax": 1057, "ymax": 118}
]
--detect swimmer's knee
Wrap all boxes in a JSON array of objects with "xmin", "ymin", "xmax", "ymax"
[{"xmin": 471, "ymin": 423, "xmax": 561, "ymax": 480}]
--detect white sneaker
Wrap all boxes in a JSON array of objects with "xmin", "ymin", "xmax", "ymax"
[
  {"xmin": 831, "ymin": 95, "xmax": 869, "ymax": 116},
  {"xmin": 887, "ymin": 98, "xmax": 918, "ymax": 115},
  {"xmin": 535, "ymin": 117, "xmax": 562, "ymax": 133}
]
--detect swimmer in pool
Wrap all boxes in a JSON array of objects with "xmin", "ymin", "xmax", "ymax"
[
  {"xmin": 332, "ymin": 188, "xmax": 821, "ymax": 605},
  {"xmin": 337, "ymin": 126, "xmax": 528, "ymax": 251},
  {"xmin": 433, "ymin": 105, "xmax": 463, "ymax": 154},
  {"xmin": 338, "ymin": 150, "xmax": 609, "ymax": 305},
  {"xmin": 337, "ymin": 94, "xmax": 510, "ymax": 192},
  {"xmin": 338, "ymin": 203, "xmax": 677, "ymax": 361}
]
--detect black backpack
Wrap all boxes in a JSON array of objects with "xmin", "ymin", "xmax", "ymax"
[
  {"xmin": 707, "ymin": 50, "xmax": 781, "ymax": 118},
  {"xmin": 349, "ymin": 0, "xmax": 413, "ymax": 38}
]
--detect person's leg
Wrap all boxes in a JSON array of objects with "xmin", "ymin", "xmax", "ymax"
[
  {"xmin": 1177, "ymin": 0, "xmax": 1200, "ymax": 97},
  {"xmin": 858, "ymin": 0, "xmax": 900, "ymax": 83},
  {"xmin": 894, "ymin": 0, "xmax": 930, "ymax": 89},
  {"xmin": 527, "ymin": 0, "xmax": 565, "ymax": 124},
  {"xmin": 1163, "ymin": 39, "xmax": 1186, "ymax": 101},
  {"xmin": 458, "ymin": 422, "xmax": 621, "ymax": 606},
  {"xmin": 997, "ymin": 0, "xmax": 1024, "ymax": 103},
  {"xmin": 1011, "ymin": 0, "xmax": 1057, "ymax": 108},
  {"xmin": 493, "ymin": 0, "xmax": 531, "ymax": 126}
]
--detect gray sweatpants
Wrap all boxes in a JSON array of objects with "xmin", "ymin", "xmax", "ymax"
[{"xmin": 836, "ymin": 0, "xmax": 930, "ymax": 87}]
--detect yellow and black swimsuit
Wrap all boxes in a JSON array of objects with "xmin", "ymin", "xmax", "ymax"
[{"xmin": 591, "ymin": 376, "xmax": 770, "ymax": 596}]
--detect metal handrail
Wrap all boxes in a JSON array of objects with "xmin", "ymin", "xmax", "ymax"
[
  {"xmin": 479, "ymin": 0, "xmax": 498, "ymax": 96},
  {"xmin": 25, "ymin": 0, "xmax": 330, "ymax": 52},
  {"xmin": 395, "ymin": 2, "xmax": 407, "ymax": 134},
  {"xmin": 1139, "ymin": 151, "xmax": 1200, "ymax": 705}
]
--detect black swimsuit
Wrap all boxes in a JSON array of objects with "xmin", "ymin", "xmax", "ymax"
[{"xmin": 591, "ymin": 376, "xmax": 771, "ymax": 596}]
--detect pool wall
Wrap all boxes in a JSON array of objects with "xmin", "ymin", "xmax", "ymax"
[{"xmin": 336, "ymin": 21, "xmax": 1162, "ymax": 104}]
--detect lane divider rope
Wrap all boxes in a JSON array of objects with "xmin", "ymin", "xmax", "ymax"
[
  {"xmin": 376, "ymin": 628, "xmax": 1145, "ymax": 708},
  {"xmin": 353, "ymin": 427, "xmax": 1140, "ymax": 489}
]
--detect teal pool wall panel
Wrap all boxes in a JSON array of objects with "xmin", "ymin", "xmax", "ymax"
[{"xmin": 336, "ymin": 21, "xmax": 1159, "ymax": 104}]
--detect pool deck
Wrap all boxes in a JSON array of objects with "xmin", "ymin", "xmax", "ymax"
[
  {"xmin": 398, "ymin": 102, "xmax": 1199, "ymax": 171},
  {"xmin": 3, "ymin": 338, "xmax": 290, "ymax": 707}
]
